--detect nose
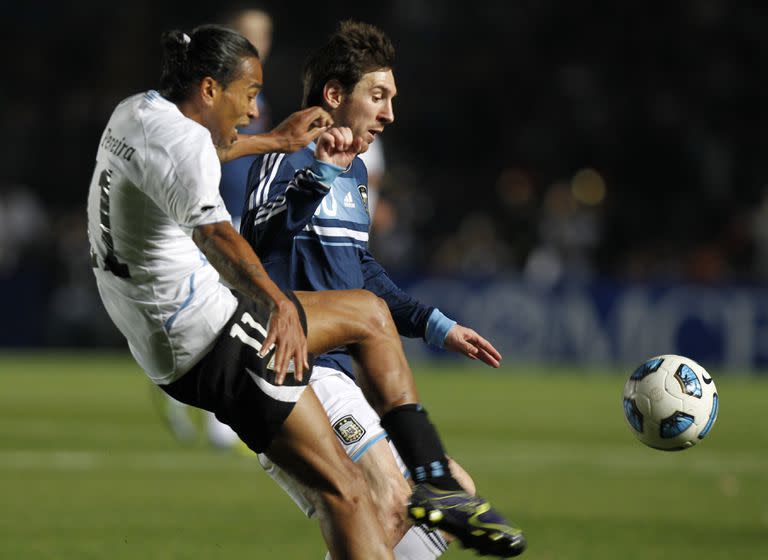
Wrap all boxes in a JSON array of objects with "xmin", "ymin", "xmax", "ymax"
[
  {"xmin": 247, "ymin": 98, "xmax": 260, "ymax": 120},
  {"xmin": 379, "ymin": 99, "xmax": 394, "ymax": 125}
]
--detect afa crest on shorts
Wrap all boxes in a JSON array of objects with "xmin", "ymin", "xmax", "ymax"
[{"xmin": 333, "ymin": 414, "xmax": 366, "ymax": 444}]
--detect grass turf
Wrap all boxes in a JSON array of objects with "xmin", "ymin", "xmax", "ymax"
[{"xmin": 0, "ymin": 352, "xmax": 766, "ymax": 559}]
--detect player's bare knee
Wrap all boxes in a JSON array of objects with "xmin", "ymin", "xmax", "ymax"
[{"xmin": 362, "ymin": 293, "xmax": 394, "ymax": 337}]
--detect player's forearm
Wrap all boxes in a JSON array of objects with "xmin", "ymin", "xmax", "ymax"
[
  {"xmin": 193, "ymin": 222, "xmax": 287, "ymax": 310},
  {"xmin": 217, "ymin": 132, "xmax": 295, "ymax": 163}
]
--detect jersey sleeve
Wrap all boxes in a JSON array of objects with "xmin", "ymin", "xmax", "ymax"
[
  {"xmin": 144, "ymin": 128, "xmax": 230, "ymax": 231},
  {"xmin": 360, "ymin": 249, "xmax": 435, "ymax": 339},
  {"xmin": 241, "ymin": 153, "xmax": 331, "ymax": 249}
]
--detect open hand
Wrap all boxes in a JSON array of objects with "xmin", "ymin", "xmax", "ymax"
[
  {"xmin": 444, "ymin": 324, "xmax": 502, "ymax": 368},
  {"xmin": 262, "ymin": 297, "xmax": 310, "ymax": 384},
  {"xmin": 270, "ymin": 106, "xmax": 334, "ymax": 153}
]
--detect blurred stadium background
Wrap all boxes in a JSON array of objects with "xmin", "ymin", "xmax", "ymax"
[{"xmin": 1, "ymin": 1, "xmax": 767, "ymax": 558}]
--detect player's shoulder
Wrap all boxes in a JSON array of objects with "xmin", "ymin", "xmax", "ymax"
[
  {"xmin": 251, "ymin": 146, "xmax": 313, "ymax": 183},
  {"xmin": 139, "ymin": 92, "xmax": 210, "ymax": 144},
  {"xmin": 136, "ymin": 92, "xmax": 215, "ymax": 165},
  {"xmin": 349, "ymin": 156, "xmax": 368, "ymax": 182}
]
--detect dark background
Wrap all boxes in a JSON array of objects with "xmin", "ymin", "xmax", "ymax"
[{"xmin": 2, "ymin": 0, "xmax": 767, "ymax": 349}]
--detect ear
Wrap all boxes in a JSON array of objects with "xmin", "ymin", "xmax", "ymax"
[
  {"xmin": 199, "ymin": 76, "xmax": 221, "ymax": 107},
  {"xmin": 322, "ymin": 79, "xmax": 345, "ymax": 109}
]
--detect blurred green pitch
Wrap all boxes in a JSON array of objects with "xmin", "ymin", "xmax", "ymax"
[{"xmin": 1, "ymin": 353, "xmax": 766, "ymax": 560}]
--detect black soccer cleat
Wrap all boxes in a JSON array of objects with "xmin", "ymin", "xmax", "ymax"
[{"xmin": 408, "ymin": 483, "xmax": 527, "ymax": 558}]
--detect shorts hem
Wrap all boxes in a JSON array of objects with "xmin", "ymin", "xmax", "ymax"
[{"xmin": 350, "ymin": 431, "xmax": 388, "ymax": 462}]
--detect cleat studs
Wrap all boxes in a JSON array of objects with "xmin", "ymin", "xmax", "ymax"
[
  {"xmin": 490, "ymin": 532, "xmax": 503, "ymax": 541},
  {"xmin": 428, "ymin": 510, "xmax": 443, "ymax": 523},
  {"xmin": 410, "ymin": 507, "xmax": 426, "ymax": 520},
  {"xmin": 471, "ymin": 529, "xmax": 486, "ymax": 536}
]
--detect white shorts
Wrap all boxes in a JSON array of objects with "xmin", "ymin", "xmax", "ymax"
[{"xmin": 258, "ymin": 366, "xmax": 406, "ymax": 518}]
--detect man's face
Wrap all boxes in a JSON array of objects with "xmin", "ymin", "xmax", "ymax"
[
  {"xmin": 332, "ymin": 69, "xmax": 397, "ymax": 152},
  {"xmin": 208, "ymin": 56, "xmax": 262, "ymax": 148}
]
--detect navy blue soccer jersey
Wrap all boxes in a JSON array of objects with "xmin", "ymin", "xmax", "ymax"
[{"xmin": 241, "ymin": 144, "xmax": 453, "ymax": 377}]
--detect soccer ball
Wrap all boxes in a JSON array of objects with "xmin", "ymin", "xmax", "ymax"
[{"xmin": 623, "ymin": 354, "xmax": 719, "ymax": 451}]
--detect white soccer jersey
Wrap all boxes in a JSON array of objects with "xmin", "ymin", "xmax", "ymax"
[{"xmin": 87, "ymin": 91, "xmax": 238, "ymax": 384}]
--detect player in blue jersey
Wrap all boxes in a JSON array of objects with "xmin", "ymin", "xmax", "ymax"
[{"xmin": 241, "ymin": 21, "xmax": 526, "ymax": 559}]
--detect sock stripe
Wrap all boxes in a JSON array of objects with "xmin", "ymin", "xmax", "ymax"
[{"xmin": 418, "ymin": 525, "xmax": 448, "ymax": 554}]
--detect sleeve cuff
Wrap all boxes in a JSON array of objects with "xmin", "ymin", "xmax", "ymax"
[
  {"xmin": 425, "ymin": 309, "xmax": 457, "ymax": 349},
  {"xmin": 308, "ymin": 159, "xmax": 345, "ymax": 187}
]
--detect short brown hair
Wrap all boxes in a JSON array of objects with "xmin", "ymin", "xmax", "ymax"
[{"xmin": 302, "ymin": 20, "xmax": 395, "ymax": 107}]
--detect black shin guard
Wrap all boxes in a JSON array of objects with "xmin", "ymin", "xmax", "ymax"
[{"xmin": 381, "ymin": 403, "xmax": 462, "ymax": 491}]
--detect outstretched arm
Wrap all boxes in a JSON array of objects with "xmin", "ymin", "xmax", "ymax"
[
  {"xmin": 217, "ymin": 106, "xmax": 333, "ymax": 162},
  {"xmin": 192, "ymin": 220, "xmax": 309, "ymax": 382},
  {"xmin": 361, "ymin": 252, "xmax": 502, "ymax": 368}
]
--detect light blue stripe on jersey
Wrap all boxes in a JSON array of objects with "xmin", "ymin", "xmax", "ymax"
[
  {"xmin": 295, "ymin": 234, "xmax": 367, "ymax": 249},
  {"xmin": 304, "ymin": 223, "xmax": 368, "ymax": 242},
  {"xmin": 164, "ymin": 272, "xmax": 196, "ymax": 332},
  {"xmin": 313, "ymin": 217, "xmax": 369, "ymax": 232}
]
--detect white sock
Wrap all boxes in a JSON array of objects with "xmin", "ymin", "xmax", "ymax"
[
  {"xmin": 323, "ymin": 525, "xmax": 447, "ymax": 560},
  {"xmin": 394, "ymin": 526, "xmax": 447, "ymax": 559}
]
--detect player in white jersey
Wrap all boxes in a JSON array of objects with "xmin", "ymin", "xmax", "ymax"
[{"xmin": 86, "ymin": 25, "xmax": 397, "ymax": 559}]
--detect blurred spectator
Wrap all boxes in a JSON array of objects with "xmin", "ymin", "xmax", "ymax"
[
  {"xmin": 45, "ymin": 210, "xmax": 122, "ymax": 346},
  {"xmin": 218, "ymin": 7, "xmax": 274, "ymax": 229},
  {"xmin": 359, "ymin": 137, "xmax": 386, "ymax": 220},
  {"xmin": 750, "ymin": 190, "xmax": 768, "ymax": 281},
  {"xmin": 524, "ymin": 176, "xmax": 604, "ymax": 287},
  {"xmin": 432, "ymin": 212, "xmax": 514, "ymax": 277},
  {"xmin": 0, "ymin": 186, "xmax": 48, "ymax": 273}
]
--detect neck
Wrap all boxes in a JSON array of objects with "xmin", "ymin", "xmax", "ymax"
[{"xmin": 176, "ymin": 98, "xmax": 206, "ymax": 129}]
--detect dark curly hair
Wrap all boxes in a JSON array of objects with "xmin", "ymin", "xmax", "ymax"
[
  {"xmin": 302, "ymin": 20, "xmax": 395, "ymax": 108},
  {"xmin": 159, "ymin": 24, "xmax": 259, "ymax": 103}
]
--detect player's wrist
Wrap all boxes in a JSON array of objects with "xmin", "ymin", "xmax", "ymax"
[
  {"xmin": 425, "ymin": 309, "xmax": 457, "ymax": 349},
  {"xmin": 260, "ymin": 131, "xmax": 291, "ymax": 153},
  {"xmin": 309, "ymin": 159, "xmax": 345, "ymax": 187}
]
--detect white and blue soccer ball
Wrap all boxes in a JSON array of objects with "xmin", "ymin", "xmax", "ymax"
[{"xmin": 623, "ymin": 354, "xmax": 719, "ymax": 451}]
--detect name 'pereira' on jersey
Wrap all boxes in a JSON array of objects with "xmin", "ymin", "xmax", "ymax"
[
  {"xmin": 86, "ymin": 91, "xmax": 238, "ymax": 384},
  {"xmin": 241, "ymin": 143, "xmax": 444, "ymax": 377}
]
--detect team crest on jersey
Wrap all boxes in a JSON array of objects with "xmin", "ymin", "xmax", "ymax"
[
  {"xmin": 333, "ymin": 415, "xmax": 366, "ymax": 444},
  {"xmin": 358, "ymin": 185, "xmax": 369, "ymax": 216}
]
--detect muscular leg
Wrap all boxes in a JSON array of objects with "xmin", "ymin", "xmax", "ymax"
[
  {"xmin": 265, "ymin": 385, "xmax": 393, "ymax": 560},
  {"xmin": 297, "ymin": 289, "xmax": 464, "ymax": 493},
  {"xmin": 295, "ymin": 290, "xmax": 526, "ymax": 558},
  {"xmin": 356, "ymin": 439, "xmax": 412, "ymax": 546},
  {"xmin": 356, "ymin": 442, "xmax": 480, "ymax": 557},
  {"xmin": 356, "ymin": 442, "xmax": 478, "ymax": 550},
  {"xmin": 297, "ymin": 289, "xmax": 417, "ymax": 412}
]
